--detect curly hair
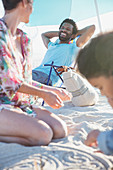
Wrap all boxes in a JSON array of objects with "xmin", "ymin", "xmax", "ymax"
[{"xmin": 59, "ymin": 18, "xmax": 78, "ymax": 35}]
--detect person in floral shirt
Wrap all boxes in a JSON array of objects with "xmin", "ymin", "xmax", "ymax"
[{"xmin": 0, "ymin": 0, "xmax": 71, "ymax": 146}]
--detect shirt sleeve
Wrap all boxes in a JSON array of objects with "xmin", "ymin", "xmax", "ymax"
[
  {"xmin": 48, "ymin": 41, "xmax": 54, "ymax": 48},
  {"xmin": 97, "ymin": 130, "xmax": 113, "ymax": 155},
  {"xmin": 0, "ymin": 38, "xmax": 23, "ymax": 100}
]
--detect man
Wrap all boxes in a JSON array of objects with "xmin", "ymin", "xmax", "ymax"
[{"xmin": 32, "ymin": 18, "xmax": 95, "ymax": 86}]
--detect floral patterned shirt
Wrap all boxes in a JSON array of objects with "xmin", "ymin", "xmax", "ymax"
[{"xmin": 0, "ymin": 20, "xmax": 35, "ymax": 114}]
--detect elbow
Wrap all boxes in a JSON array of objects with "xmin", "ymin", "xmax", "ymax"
[
  {"xmin": 76, "ymin": 41, "xmax": 83, "ymax": 47},
  {"xmin": 92, "ymin": 25, "xmax": 96, "ymax": 32},
  {"xmin": 90, "ymin": 25, "xmax": 96, "ymax": 34},
  {"xmin": 76, "ymin": 25, "xmax": 96, "ymax": 47},
  {"xmin": 41, "ymin": 33, "xmax": 45, "ymax": 38}
]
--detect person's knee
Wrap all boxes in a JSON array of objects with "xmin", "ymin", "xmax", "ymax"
[
  {"xmin": 53, "ymin": 120, "xmax": 68, "ymax": 139},
  {"xmin": 27, "ymin": 126, "xmax": 53, "ymax": 146},
  {"xmin": 38, "ymin": 126, "xmax": 53, "ymax": 145}
]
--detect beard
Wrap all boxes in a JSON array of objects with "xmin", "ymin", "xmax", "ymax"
[{"xmin": 59, "ymin": 32, "xmax": 72, "ymax": 42}]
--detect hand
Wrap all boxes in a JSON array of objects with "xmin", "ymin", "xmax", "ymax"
[
  {"xmin": 42, "ymin": 91, "xmax": 64, "ymax": 109},
  {"xmin": 57, "ymin": 66, "xmax": 74, "ymax": 75},
  {"xmin": 84, "ymin": 130, "xmax": 100, "ymax": 147},
  {"xmin": 52, "ymin": 87, "xmax": 72, "ymax": 101},
  {"xmin": 57, "ymin": 66, "xmax": 69, "ymax": 75},
  {"xmin": 94, "ymin": 150, "xmax": 103, "ymax": 153}
]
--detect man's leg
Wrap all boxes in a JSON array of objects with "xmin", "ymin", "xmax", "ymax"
[{"xmin": 32, "ymin": 70, "xmax": 52, "ymax": 85}]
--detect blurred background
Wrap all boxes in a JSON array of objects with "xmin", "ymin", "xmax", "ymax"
[{"xmin": 0, "ymin": 0, "xmax": 113, "ymax": 68}]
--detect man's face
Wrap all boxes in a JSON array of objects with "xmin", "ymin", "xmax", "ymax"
[{"xmin": 59, "ymin": 22, "xmax": 73, "ymax": 42}]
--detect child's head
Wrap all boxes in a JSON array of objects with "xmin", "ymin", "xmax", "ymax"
[{"xmin": 76, "ymin": 32, "xmax": 113, "ymax": 107}]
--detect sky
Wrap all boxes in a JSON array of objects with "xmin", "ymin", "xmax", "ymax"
[
  {"xmin": 28, "ymin": 0, "xmax": 113, "ymax": 26},
  {"xmin": 0, "ymin": 0, "xmax": 113, "ymax": 26}
]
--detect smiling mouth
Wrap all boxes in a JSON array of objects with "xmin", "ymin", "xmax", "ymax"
[{"xmin": 60, "ymin": 32, "xmax": 67, "ymax": 37}]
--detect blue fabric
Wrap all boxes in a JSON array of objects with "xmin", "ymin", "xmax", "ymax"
[
  {"xmin": 32, "ymin": 70, "xmax": 52, "ymax": 85},
  {"xmin": 97, "ymin": 129, "xmax": 113, "ymax": 155},
  {"xmin": 33, "ymin": 39, "xmax": 79, "ymax": 85}
]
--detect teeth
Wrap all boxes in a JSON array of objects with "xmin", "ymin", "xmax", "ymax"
[
  {"xmin": 61, "ymin": 32, "xmax": 66, "ymax": 36},
  {"xmin": 61, "ymin": 32, "xmax": 66, "ymax": 35}
]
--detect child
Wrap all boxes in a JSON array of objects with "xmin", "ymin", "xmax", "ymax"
[{"xmin": 76, "ymin": 32, "xmax": 113, "ymax": 155}]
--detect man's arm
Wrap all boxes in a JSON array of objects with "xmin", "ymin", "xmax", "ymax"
[
  {"xmin": 75, "ymin": 25, "xmax": 95, "ymax": 47},
  {"xmin": 41, "ymin": 31, "xmax": 59, "ymax": 49}
]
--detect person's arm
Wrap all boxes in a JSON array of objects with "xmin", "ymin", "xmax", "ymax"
[
  {"xmin": 84, "ymin": 129, "xmax": 100, "ymax": 147},
  {"xmin": 18, "ymin": 80, "xmax": 71, "ymax": 109},
  {"xmin": 18, "ymin": 82, "xmax": 64, "ymax": 109},
  {"xmin": 75, "ymin": 25, "xmax": 95, "ymax": 47},
  {"xmin": 32, "ymin": 80, "xmax": 72, "ymax": 101},
  {"xmin": 97, "ymin": 130, "xmax": 113, "ymax": 155},
  {"xmin": 84, "ymin": 129, "xmax": 113, "ymax": 155},
  {"xmin": 41, "ymin": 31, "xmax": 59, "ymax": 48}
]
